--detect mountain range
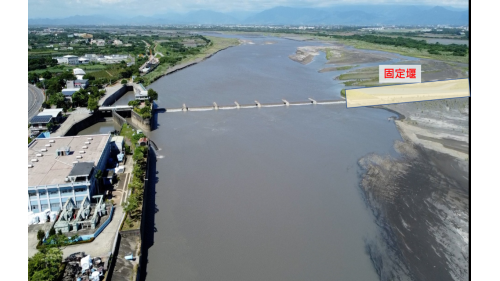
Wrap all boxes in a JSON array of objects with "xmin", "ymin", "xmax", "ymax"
[{"xmin": 28, "ymin": 5, "xmax": 469, "ymax": 26}]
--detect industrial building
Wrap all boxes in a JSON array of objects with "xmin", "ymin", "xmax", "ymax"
[
  {"xmin": 55, "ymin": 55, "xmax": 79, "ymax": 65},
  {"xmin": 28, "ymin": 134, "xmax": 112, "ymax": 213}
]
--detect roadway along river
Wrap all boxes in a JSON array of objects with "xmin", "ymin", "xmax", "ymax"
[
  {"xmin": 28, "ymin": 84, "xmax": 44, "ymax": 122},
  {"xmin": 142, "ymin": 35, "xmax": 411, "ymax": 281}
]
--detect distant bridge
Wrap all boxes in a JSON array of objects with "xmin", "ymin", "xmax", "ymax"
[{"xmin": 162, "ymin": 99, "xmax": 346, "ymax": 113}]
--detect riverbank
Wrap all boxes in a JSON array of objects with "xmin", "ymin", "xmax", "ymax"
[{"xmin": 142, "ymin": 36, "xmax": 240, "ymax": 85}]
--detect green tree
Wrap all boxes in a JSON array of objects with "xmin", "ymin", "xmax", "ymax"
[
  {"xmin": 48, "ymin": 92, "xmax": 67, "ymax": 109},
  {"xmin": 59, "ymin": 71, "xmax": 76, "ymax": 81},
  {"xmin": 72, "ymin": 89, "xmax": 88, "ymax": 107},
  {"xmin": 123, "ymin": 193, "xmax": 139, "ymax": 213},
  {"xmin": 128, "ymin": 177, "xmax": 144, "ymax": 191},
  {"xmin": 37, "ymin": 230, "xmax": 45, "ymax": 241},
  {"xmin": 41, "ymin": 71, "xmax": 52, "ymax": 80},
  {"xmin": 124, "ymin": 144, "xmax": 131, "ymax": 155},
  {"xmin": 132, "ymin": 132, "xmax": 146, "ymax": 143},
  {"xmin": 133, "ymin": 147, "xmax": 145, "ymax": 162},
  {"xmin": 121, "ymin": 79, "xmax": 128, "ymax": 84},
  {"xmin": 147, "ymin": 88, "xmax": 158, "ymax": 101},
  {"xmin": 139, "ymin": 106, "xmax": 152, "ymax": 119},
  {"xmin": 128, "ymin": 100, "xmax": 141, "ymax": 107},
  {"xmin": 120, "ymin": 68, "xmax": 133, "ymax": 79},
  {"xmin": 29, "ymin": 73, "xmax": 39, "ymax": 84},
  {"xmin": 45, "ymin": 78, "xmax": 64, "ymax": 95},
  {"xmin": 87, "ymin": 97, "xmax": 98, "ymax": 112},
  {"xmin": 83, "ymin": 73, "xmax": 96, "ymax": 80},
  {"xmin": 28, "ymin": 247, "xmax": 63, "ymax": 281}
]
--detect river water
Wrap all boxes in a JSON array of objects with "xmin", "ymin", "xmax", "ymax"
[{"xmin": 142, "ymin": 35, "xmax": 408, "ymax": 281}]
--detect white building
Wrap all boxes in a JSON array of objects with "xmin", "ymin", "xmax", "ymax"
[
  {"xmin": 79, "ymin": 57, "xmax": 90, "ymax": 64},
  {"xmin": 73, "ymin": 68, "xmax": 86, "ymax": 80},
  {"xmin": 56, "ymin": 55, "xmax": 79, "ymax": 65},
  {"xmin": 28, "ymin": 134, "xmax": 112, "ymax": 212},
  {"xmin": 134, "ymin": 83, "xmax": 149, "ymax": 100}
]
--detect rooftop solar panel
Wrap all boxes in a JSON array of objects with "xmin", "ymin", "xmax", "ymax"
[{"xmin": 30, "ymin": 115, "xmax": 52, "ymax": 123}]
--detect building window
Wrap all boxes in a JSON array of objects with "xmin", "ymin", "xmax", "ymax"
[
  {"xmin": 50, "ymin": 203, "xmax": 60, "ymax": 211},
  {"xmin": 31, "ymin": 205, "xmax": 38, "ymax": 211},
  {"xmin": 60, "ymin": 188, "xmax": 72, "ymax": 194},
  {"xmin": 75, "ymin": 188, "xmax": 86, "ymax": 193},
  {"xmin": 41, "ymin": 204, "xmax": 49, "ymax": 210},
  {"xmin": 29, "ymin": 192, "xmax": 37, "ymax": 198},
  {"xmin": 39, "ymin": 191, "xmax": 46, "ymax": 196},
  {"xmin": 49, "ymin": 190, "xmax": 58, "ymax": 195}
]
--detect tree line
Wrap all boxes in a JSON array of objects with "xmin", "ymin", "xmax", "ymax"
[
  {"xmin": 29, "ymin": 56, "xmax": 58, "ymax": 71},
  {"xmin": 331, "ymin": 34, "xmax": 468, "ymax": 56}
]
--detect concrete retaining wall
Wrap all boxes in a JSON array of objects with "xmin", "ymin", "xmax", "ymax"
[
  {"xmin": 64, "ymin": 111, "xmax": 102, "ymax": 136},
  {"xmin": 101, "ymin": 85, "xmax": 131, "ymax": 106},
  {"xmin": 130, "ymin": 110, "xmax": 151, "ymax": 132},
  {"xmin": 136, "ymin": 144, "xmax": 156, "ymax": 281},
  {"xmin": 112, "ymin": 110, "xmax": 128, "ymax": 128}
]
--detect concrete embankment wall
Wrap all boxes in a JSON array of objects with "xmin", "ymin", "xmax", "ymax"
[
  {"xmin": 131, "ymin": 108, "xmax": 152, "ymax": 132},
  {"xmin": 64, "ymin": 111, "xmax": 103, "ymax": 136},
  {"xmin": 149, "ymin": 46, "xmax": 235, "ymax": 84},
  {"xmin": 112, "ymin": 110, "xmax": 128, "ymax": 128},
  {"xmin": 101, "ymin": 85, "xmax": 131, "ymax": 106},
  {"xmin": 135, "ymin": 143, "xmax": 156, "ymax": 281}
]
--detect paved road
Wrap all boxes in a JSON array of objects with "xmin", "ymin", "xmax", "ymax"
[{"xmin": 28, "ymin": 84, "xmax": 44, "ymax": 121}]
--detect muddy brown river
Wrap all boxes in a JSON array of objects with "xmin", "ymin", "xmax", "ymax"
[{"xmin": 144, "ymin": 35, "xmax": 409, "ymax": 281}]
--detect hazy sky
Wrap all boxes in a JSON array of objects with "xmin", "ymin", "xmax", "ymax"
[{"xmin": 28, "ymin": 0, "xmax": 469, "ymax": 18}]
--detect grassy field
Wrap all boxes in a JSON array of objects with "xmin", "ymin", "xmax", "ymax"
[
  {"xmin": 142, "ymin": 36, "xmax": 240, "ymax": 85},
  {"xmin": 91, "ymin": 67, "xmax": 122, "ymax": 80},
  {"xmin": 120, "ymin": 124, "xmax": 137, "ymax": 150}
]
